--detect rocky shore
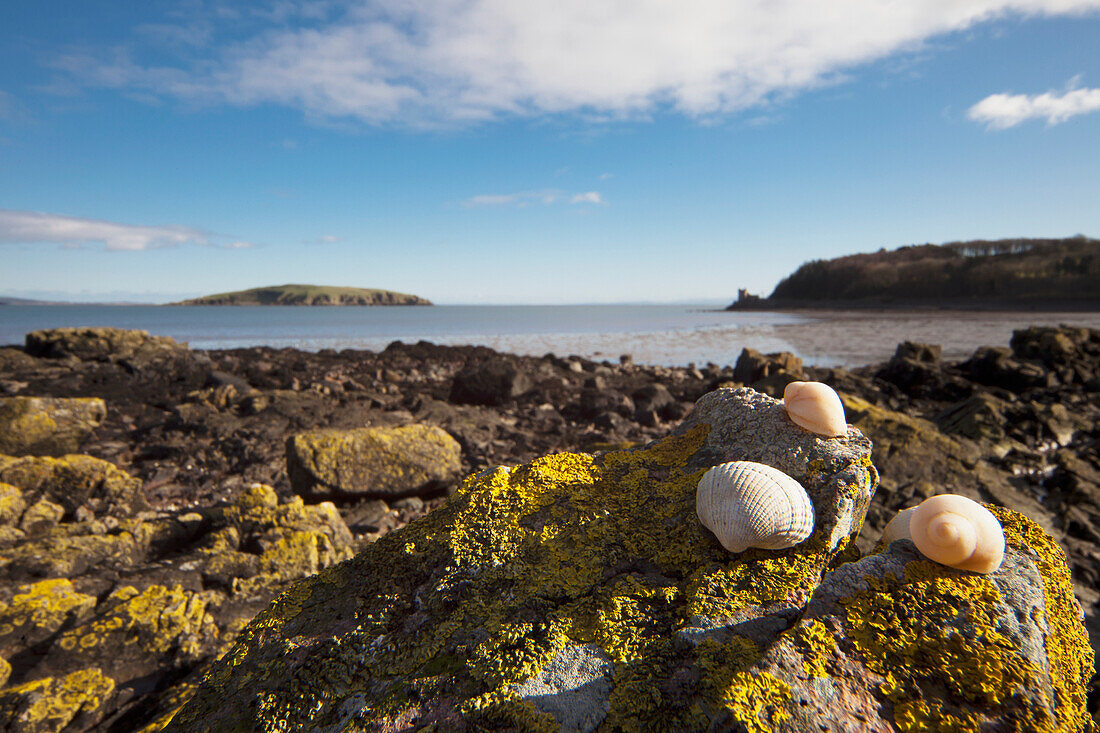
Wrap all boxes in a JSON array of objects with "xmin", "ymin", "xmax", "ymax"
[{"xmin": 0, "ymin": 324, "xmax": 1098, "ymax": 730}]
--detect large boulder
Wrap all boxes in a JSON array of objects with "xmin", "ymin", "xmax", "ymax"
[
  {"xmin": 964, "ymin": 346, "xmax": 1054, "ymax": 393},
  {"xmin": 752, "ymin": 506, "xmax": 1093, "ymax": 731},
  {"xmin": 838, "ymin": 394, "xmax": 1051, "ymax": 547},
  {"xmin": 164, "ymin": 387, "xmax": 884, "ymax": 730},
  {"xmin": 732, "ymin": 348, "xmax": 803, "ymax": 385},
  {"xmin": 875, "ymin": 341, "xmax": 971, "ymax": 401},
  {"xmin": 0, "ymin": 349, "xmax": 40, "ymax": 375},
  {"xmin": 24, "ymin": 327, "xmax": 186, "ymax": 363},
  {"xmin": 0, "ymin": 397, "xmax": 106, "ymax": 456},
  {"xmin": 286, "ymin": 424, "xmax": 463, "ymax": 501},
  {"xmin": 166, "ymin": 387, "xmax": 1093, "ymax": 732}
]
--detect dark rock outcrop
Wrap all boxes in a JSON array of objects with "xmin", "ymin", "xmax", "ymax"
[{"xmin": 449, "ymin": 359, "xmax": 533, "ymax": 405}]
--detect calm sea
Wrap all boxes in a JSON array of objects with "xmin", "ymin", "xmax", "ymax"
[{"xmin": 2, "ymin": 305, "xmax": 1099, "ymax": 368}]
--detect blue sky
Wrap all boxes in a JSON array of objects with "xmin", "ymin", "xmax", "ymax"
[{"xmin": 1, "ymin": 1, "xmax": 1099, "ymax": 304}]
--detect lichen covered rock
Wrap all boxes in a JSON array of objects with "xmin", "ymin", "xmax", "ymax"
[
  {"xmin": 0, "ymin": 482, "xmax": 356, "ymax": 732},
  {"xmin": 0, "ymin": 668, "xmax": 115, "ymax": 733},
  {"xmin": 0, "ymin": 397, "xmax": 106, "ymax": 457},
  {"xmin": 0, "ymin": 483, "xmax": 26, "ymax": 527},
  {"xmin": 165, "ymin": 387, "xmax": 880, "ymax": 731},
  {"xmin": 755, "ymin": 505, "xmax": 1094, "ymax": 731},
  {"xmin": 286, "ymin": 424, "xmax": 463, "ymax": 500},
  {"xmin": 24, "ymin": 327, "xmax": 186, "ymax": 363},
  {"xmin": 0, "ymin": 454, "xmax": 144, "ymax": 521}
]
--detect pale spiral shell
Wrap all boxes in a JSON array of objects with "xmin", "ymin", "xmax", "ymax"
[
  {"xmin": 783, "ymin": 381, "xmax": 848, "ymax": 438},
  {"xmin": 881, "ymin": 506, "xmax": 917, "ymax": 545},
  {"xmin": 908, "ymin": 494, "xmax": 1004, "ymax": 574},
  {"xmin": 696, "ymin": 461, "xmax": 815, "ymax": 553}
]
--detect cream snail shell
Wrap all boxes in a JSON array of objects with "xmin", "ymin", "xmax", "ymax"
[
  {"xmin": 903, "ymin": 494, "xmax": 1004, "ymax": 574},
  {"xmin": 881, "ymin": 506, "xmax": 917, "ymax": 545},
  {"xmin": 783, "ymin": 381, "xmax": 848, "ymax": 438},
  {"xmin": 696, "ymin": 461, "xmax": 815, "ymax": 553}
]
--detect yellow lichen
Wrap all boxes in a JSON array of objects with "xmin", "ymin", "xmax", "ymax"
[
  {"xmin": 696, "ymin": 635, "xmax": 791, "ymax": 733},
  {"xmin": 844, "ymin": 504, "xmax": 1093, "ymax": 732},
  {"xmin": 0, "ymin": 668, "xmax": 114, "ymax": 730},
  {"xmin": 56, "ymin": 585, "xmax": 217, "ymax": 659},
  {"xmin": 0, "ymin": 578, "xmax": 97, "ymax": 639},
  {"xmin": 170, "ymin": 419, "xmax": 881, "ymax": 731},
  {"xmin": 788, "ymin": 619, "xmax": 838, "ymax": 678},
  {"xmin": 988, "ymin": 505, "xmax": 1094, "ymax": 733},
  {"xmin": 0, "ymin": 483, "xmax": 25, "ymax": 526}
]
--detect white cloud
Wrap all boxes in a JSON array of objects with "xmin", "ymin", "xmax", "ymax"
[
  {"xmin": 967, "ymin": 81, "xmax": 1100, "ymax": 129},
  {"xmin": 71, "ymin": 0, "xmax": 1100, "ymax": 127},
  {"xmin": 0, "ymin": 209, "xmax": 253, "ymax": 251},
  {"xmin": 461, "ymin": 190, "xmax": 561, "ymax": 207},
  {"xmin": 461, "ymin": 189, "xmax": 605, "ymax": 207}
]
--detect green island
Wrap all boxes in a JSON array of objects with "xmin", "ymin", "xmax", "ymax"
[
  {"xmin": 729, "ymin": 236, "xmax": 1100, "ymax": 310},
  {"xmin": 170, "ymin": 283, "xmax": 431, "ymax": 306}
]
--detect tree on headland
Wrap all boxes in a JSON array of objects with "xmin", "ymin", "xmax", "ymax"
[{"xmin": 729, "ymin": 236, "xmax": 1100, "ymax": 308}]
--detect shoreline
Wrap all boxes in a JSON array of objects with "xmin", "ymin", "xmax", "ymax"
[
  {"xmin": 0, "ymin": 325, "xmax": 1098, "ymax": 727},
  {"xmin": 727, "ymin": 299, "xmax": 1100, "ymax": 312}
]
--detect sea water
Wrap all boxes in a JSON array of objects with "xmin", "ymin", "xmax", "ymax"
[{"xmin": 2, "ymin": 304, "xmax": 1099, "ymax": 368}]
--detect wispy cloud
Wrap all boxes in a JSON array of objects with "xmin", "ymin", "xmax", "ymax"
[
  {"xmin": 461, "ymin": 189, "xmax": 605, "ymax": 208},
  {"xmin": 968, "ymin": 79, "xmax": 1100, "ymax": 129},
  {"xmin": 461, "ymin": 190, "xmax": 562, "ymax": 207},
  {"xmin": 0, "ymin": 209, "xmax": 253, "ymax": 251},
  {"xmin": 305, "ymin": 234, "xmax": 342, "ymax": 244},
  {"xmin": 570, "ymin": 191, "xmax": 604, "ymax": 204},
  {"xmin": 63, "ymin": 1, "xmax": 1100, "ymax": 127}
]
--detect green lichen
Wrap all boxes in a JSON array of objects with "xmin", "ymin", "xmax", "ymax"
[
  {"xmin": 0, "ymin": 397, "xmax": 106, "ymax": 458},
  {"xmin": 0, "ymin": 454, "xmax": 141, "ymax": 519},
  {"xmin": 208, "ymin": 484, "xmax": 354, "ymax": 596},
  {"xmin": 286, "ymin": 425, "xmax": 461, "ymax": 498}
]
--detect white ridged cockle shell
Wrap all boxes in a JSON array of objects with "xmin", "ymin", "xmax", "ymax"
[
  {"xmin": 783, "ymin": 381, "xmax": 848, "ymax": 438},
  {"xmin": 908, "ymin": 494, "xmax": 1005, "ymax": 574},
  {"xmin": 696, "ymin": 461, "xmax": 815, "ymax": 553}
]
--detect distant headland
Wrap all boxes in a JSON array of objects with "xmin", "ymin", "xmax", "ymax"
[
  {"xmin": 170, "ymin": 284, "xmax": 432, "ymax": 306},
  {"xmin": 729, "ymin": 236, "xmax": 1100, "ymax": 311}
]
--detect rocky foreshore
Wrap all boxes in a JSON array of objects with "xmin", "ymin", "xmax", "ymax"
[{"xmin": 0, "ymin": 324, "xmax": 1098, "ymax": 730}]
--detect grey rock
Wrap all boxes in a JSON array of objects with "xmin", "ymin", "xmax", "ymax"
[{"xmin": 509, "ymin": 643, "xmax": 614, "ymax": 733}]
